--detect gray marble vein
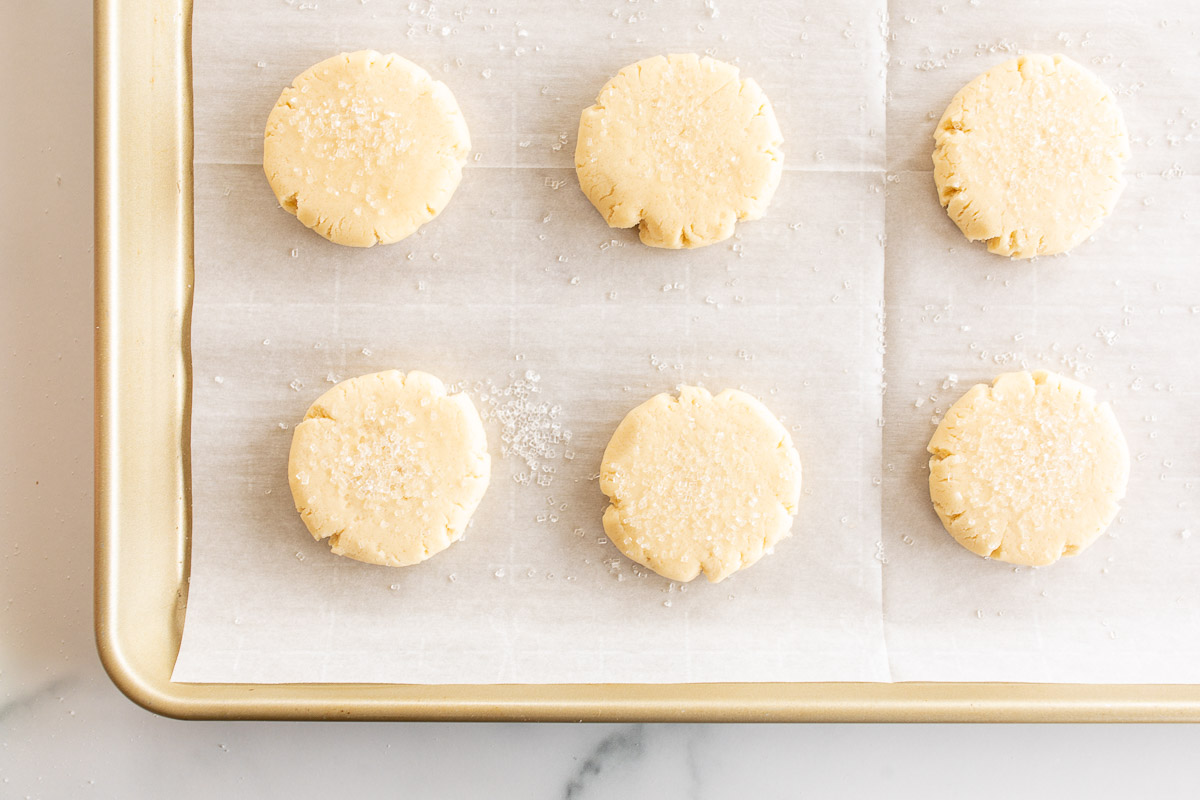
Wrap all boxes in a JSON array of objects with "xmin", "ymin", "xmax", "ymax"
[
  {"xmin": 0, "ymin": 675, "xmax": 78, "ymax": 723},
  {"xmin": 564, "ymin": 725, "xmax": 647, "ymax": 799}
]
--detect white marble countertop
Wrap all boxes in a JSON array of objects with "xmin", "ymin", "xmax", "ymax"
[{"xmin": 3, "ymin": 2, "xmax": 1199, "ymax": 797}]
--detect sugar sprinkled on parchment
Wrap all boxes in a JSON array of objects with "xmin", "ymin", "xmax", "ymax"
[{"xmin": 475, "ymin": 368, "xmax": 571, "ymax": 488}]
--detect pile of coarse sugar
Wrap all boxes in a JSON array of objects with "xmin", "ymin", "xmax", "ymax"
[{"xmin": 475, "ymin": 369, "xmax": 572, "ymax": 487}]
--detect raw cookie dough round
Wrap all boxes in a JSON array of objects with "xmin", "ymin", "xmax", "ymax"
[
  {"xmin": 927, "ymin": 370, "xmax": 1129, "ymax": 566},
  {"xmin": 599, "ymin": 386, "xmax": 802, "ymax": 583},
  {"xmin": 932, "ymin": 54, "xmax": 1129, "ymax": 258},
  {"xmin": 264, "ymin": 50, "xmax": 471, "ymax": 247},
  {"xmin": 288, "ymin": 370, "xmax": 490, "ymax": 567},
  {"xmin": 575, "ymin": 54, "xmax": 784, "ymax": 249}
]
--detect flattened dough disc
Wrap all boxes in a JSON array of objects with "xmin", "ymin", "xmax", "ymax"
[
  {"xmin": 264, "ymin": 50, "xmax": 471, "ymax": 247},
  {"xmin": 600, "ymin": 386, "xmax": 802, "ymax": 583},
  {"xmin": 928, "ymin": 370, "xmax": 1129, "ymax": 566},
  {"xmin": 575, "ymin": 54, "xmax": 784, "ymax": 249},
  {"xmin": 288, "ymin": 370, "xmax": 490, "ymax": 567},
  {"xmin": 932, "ymin": 54, "xmax": 1129, "ymax": 258}
]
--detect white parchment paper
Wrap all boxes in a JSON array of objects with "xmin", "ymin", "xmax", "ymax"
[
  {"xmin": 880, "ymin": 2, "xmax": 1200, "ymax": 682},
  {"xmin": 173, "ymin": 0, "xmax": 1200, "ymax": 684}
]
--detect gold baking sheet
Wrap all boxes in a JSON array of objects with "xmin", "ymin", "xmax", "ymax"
[{"xmin": 94, "ymin": 0, "xmax": 1200, "ymax": 720}]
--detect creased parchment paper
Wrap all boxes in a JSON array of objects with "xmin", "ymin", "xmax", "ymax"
[{"xmin": 173, "ymin": 0, "xmax": 1200, "ymax": 684}]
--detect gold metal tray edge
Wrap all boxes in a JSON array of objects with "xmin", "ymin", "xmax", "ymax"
[{"xmin": 94, "ymin": 0, "xmax": 1200, "ymax": 722}]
